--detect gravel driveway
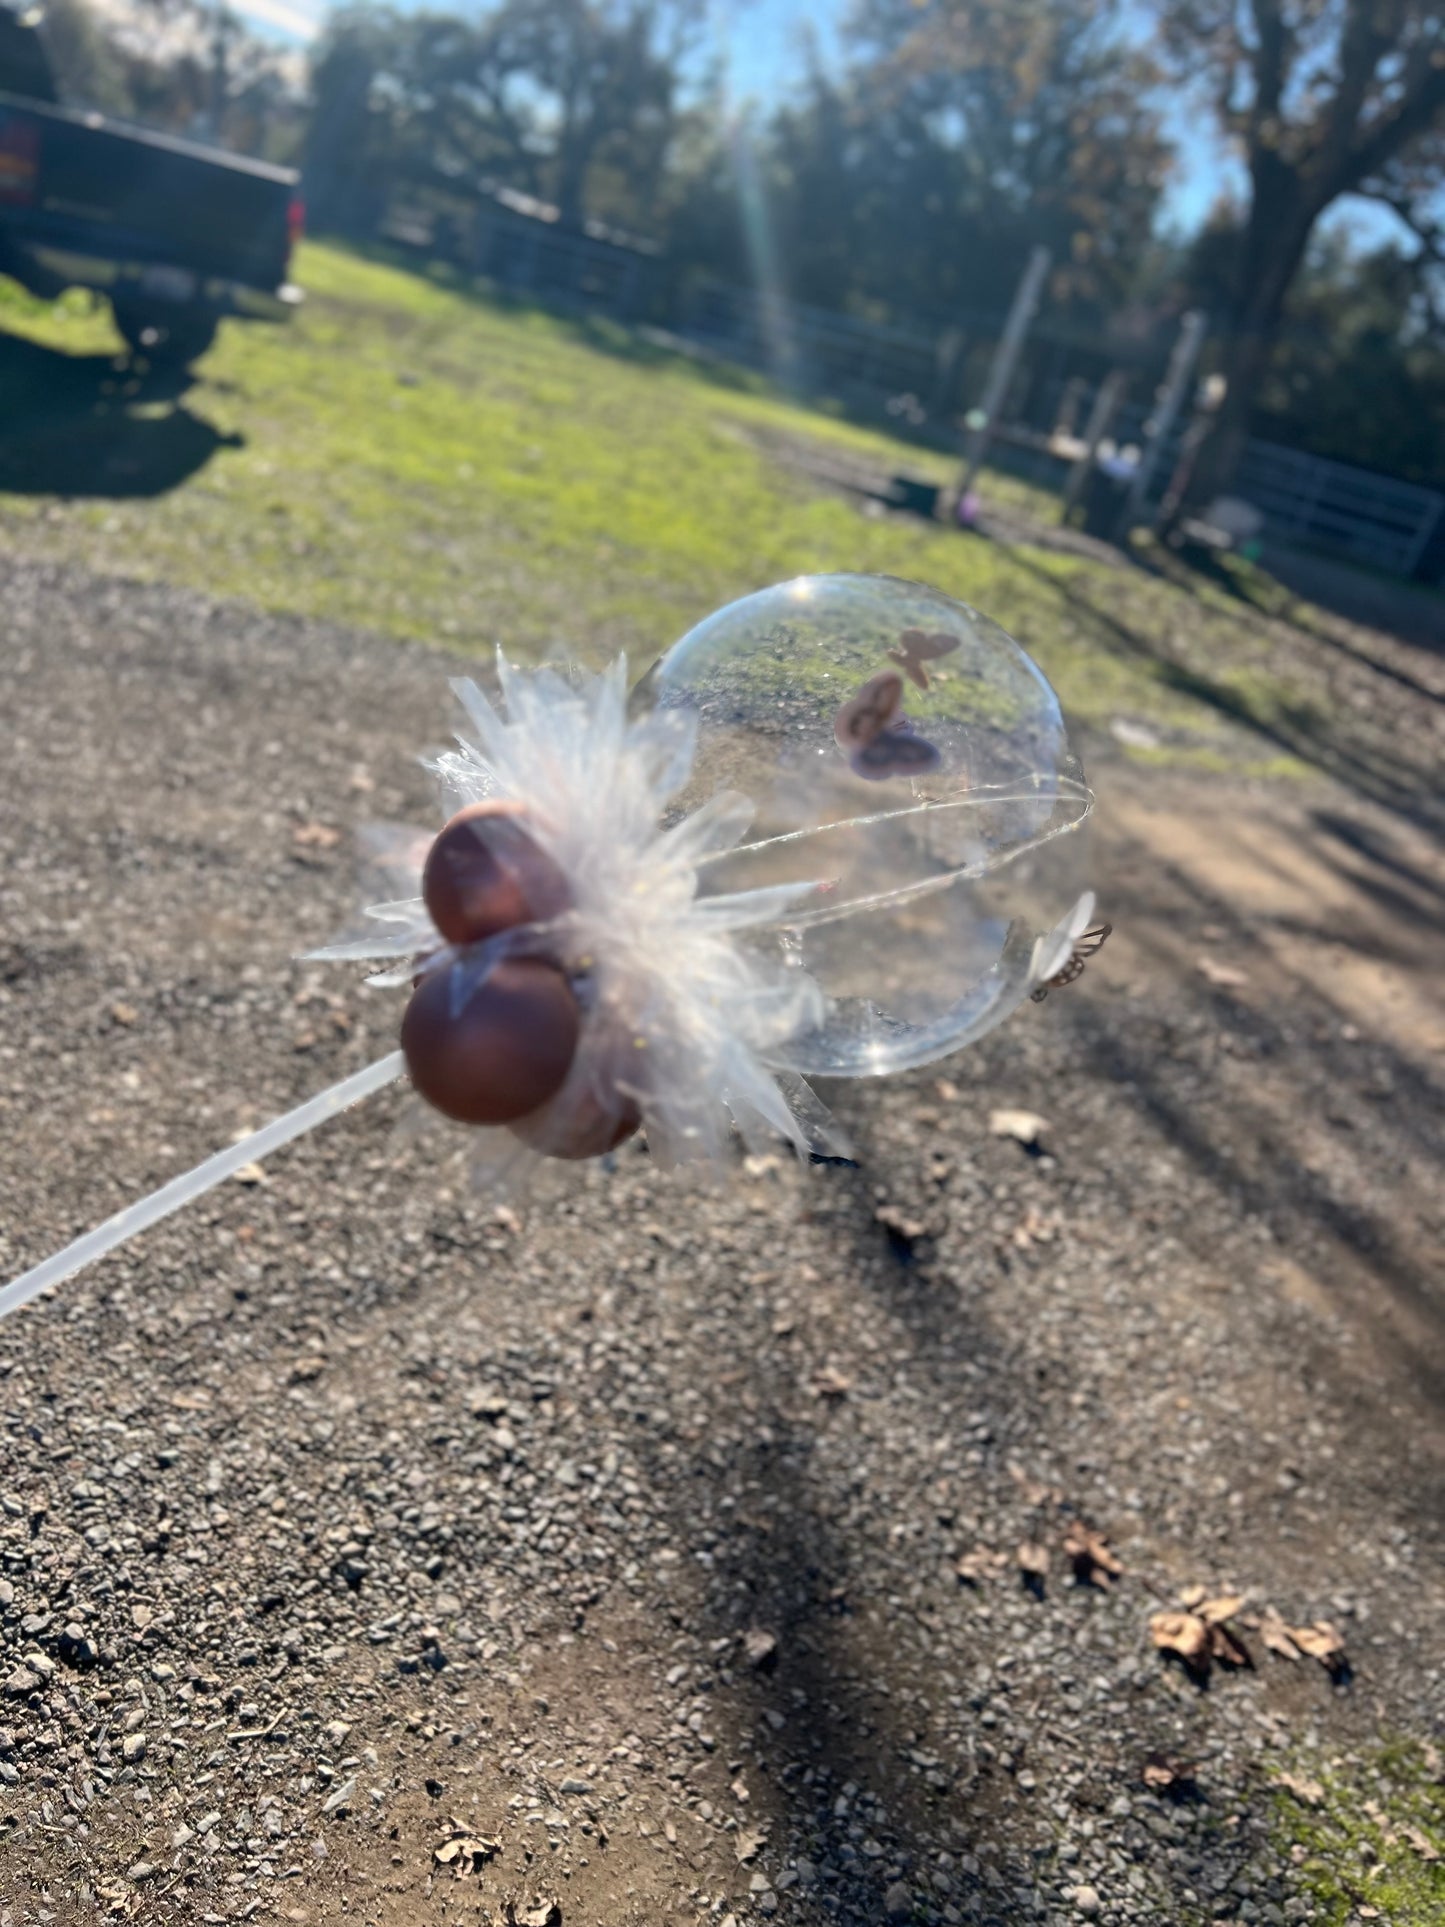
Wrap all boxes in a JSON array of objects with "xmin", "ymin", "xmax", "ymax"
[{"xmin": 1, "ymin": 555, "xmax": 1441, "ymax": 1927}]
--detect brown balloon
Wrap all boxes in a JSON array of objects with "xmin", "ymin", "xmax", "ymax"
[
  {"xmin": 402, "ymin": 959, "xmax": 581, "ymax": 1126},
  {"xmin": 511, "ymin": 1086, "xmax": 643, "ymax": 1160},
  {"xmin": 422, "ymin": 802, "xmax": 571, "ymax": 947}
]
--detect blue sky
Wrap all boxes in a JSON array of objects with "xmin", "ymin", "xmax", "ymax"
[{"xmin": 233, "ymin": 0, "xmax": 1390, "ymax": 245}]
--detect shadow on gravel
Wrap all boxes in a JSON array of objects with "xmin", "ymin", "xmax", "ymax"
[
  {"xmin": 1005, "ymin": 543, "xmax": 1445, "ymax": 833},
  {"xmin": 1164, "ymin": 545, "xmax": 1445, "ymax": 708},
  {"xmin": 1247, "ymin": 546, "xmax": 1445, "ymax": 659},
  {"xmin": 1070, "ymin": 821, "xmax": 1445, "ymax": 1446},
  {"xmin": 0, "ymin": 328, "xmax": 242, "ymax": 498}
]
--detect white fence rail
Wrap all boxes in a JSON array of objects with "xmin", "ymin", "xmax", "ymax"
[{"xmin": 1233, "ymin": 440, "xmax": 1443, "ymax": 580}]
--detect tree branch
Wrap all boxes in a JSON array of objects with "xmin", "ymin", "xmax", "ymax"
[
  {"xmin": 1246, "ymin": 0, "xmax": 1288, "ymax": 126},
  {"xmin": 1342, "ymin": 47, "xmax": 1445, "ymax": 194},
  {"xmin": 1353, "ymin": 179, "xmax": 1445, "ymax": 333},
  {"xmin": 1307, "ymin": 0, "xmax": 1397, "ymax": 193}
]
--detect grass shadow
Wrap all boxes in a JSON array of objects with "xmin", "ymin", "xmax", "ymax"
[
  {"xmin": 994, "ymin": 535, "xmax": 1445, "ymax": 832},
  {"xmin": 1155, "ymin": 543, "xmax": 1445, "ymax": 706},
  {"xmin": 0, "ymin": 328, "xmax": 242, "ymax": 498},
  {"xmin": 311, "ymin": 233, "xmax": 981, "ymax": 447}
]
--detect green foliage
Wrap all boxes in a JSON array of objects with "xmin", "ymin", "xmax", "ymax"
[
  {"xmin": 665, "ymin": 0, "xmax": 1170, "ymax": 329},
  {"xmin": 1270, "ymin": 1742, "xmax": 1445, "ymax": 1925},
  {"xmin": 1258, "ymin": 234, "xmax": 1445, "ymax": 491},
  {"xmin": 1170, "ymin": 213, "xmax": 1445, "ymax": 489},
  {"xmin": 20, "ymin": 0, "xmax": 305, "ymax": 159},
  {"xmin": 1143, "ymin": 0, "xmax": 1445, "ymax": 502},
  {"xmin": 306, "ymin": 0, "xmax": 698, "ymax": 240},
  {"xmin": 0, "ymin": 242, "xmax": 1320, "ymax": 778}
]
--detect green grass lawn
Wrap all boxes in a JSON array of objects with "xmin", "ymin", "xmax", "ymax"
[{"xmin": 0, "ymin": 243, "xmax": 1331, "ymax": 773}]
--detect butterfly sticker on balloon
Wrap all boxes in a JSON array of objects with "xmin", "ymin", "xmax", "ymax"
[
  {"xmin": 888, "ymin": 627, "xmax": 959, "ymax": 691},
  {"xmin": 834, "ymin": 629, "xmax": 960, "ymax": 780}
]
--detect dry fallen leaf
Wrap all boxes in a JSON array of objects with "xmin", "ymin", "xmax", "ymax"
[
  {"xmin": 1402, "ymin": 1823, "xmax": 1440, "ymax": 1863},
  {"xmin": 811, "ymin": 1366, "xmax": 852, "ymax": 1400},
  {"xmin": 1064, "ymin": 1522, "xmax": 1124, "ymax": 1590},
  {"xmin": 1150, "ymin": 1610, "xmax": 1211, "ymax": 1673},
  {"xmin": 734, "ymin": 1829, "xmax": 766, "ymax": 1864},
  {"xmin": 1142, "ymin": 1755, "xmax": 1197, "ymax": 1793},
  {"xmin": 742, "ymin": 1627, "xmax": 778, "ymax": 1670},
  {"xmin": 1277, "ymin": 1773, "xmax": 1325, "ymax": 1808},
  {"xmin": 434, "ymin": 1835, "xmax": 499, "ymax": 1874},
  {"xmin": 988, "ymin": 1108, "xmax": 1049, "ymax": 1145},
  {"xmin": 1011, "ymin": 1206, "xmax": 1058, "ymax": 1250},
  {"xmin": 1008, "ymin": 1465, "xmax": 1062, "ymax": 1508},
  {"xmin": 504, "ymin": 1902, "xmax": 562, "ymax": 1927},
  {"xmin": 1154, "ymin": 1591, "xmax": 1251, "ymax": 1673},
  {"xmin": 1197, "ymin": 957, "xmax": 1250, "ymax": 988},
  {"xmin": 1206, "ymin": 1619, "xmax": 1253, "ymax": 1669},
  {"xmin": 1018, "ymin": 1542, "xmax": 1051, "ymax": 1584},
  {"xmin": 231, "ymin": 1162, "xmax": 268, "ymax": 1187},
  {"xmin": 1199, "ymin": 1593, "xmax": 1246, "ymax": 1625},
  {"xmin": 110, "ymin": 1002, "xmax": 139, "ymax": 1026},
  {"xmin": 955, "ymin": 1546, "xmax": 1005, "ymax": 1586},
  {"xmin": 291, "ymin": 821, "xmax": 341, "ymax": 849},
  {"xmin": 1287, "ymin": 1620, "xmax": 1347, "ymax": 1672},
  {"xmin": 875, "ymin": 1202, "xmax": 927, "ymax": 1244},
  {"xmin": 1257, "ymin": 1608, "xmax": 1303, "ymax": 1660}
]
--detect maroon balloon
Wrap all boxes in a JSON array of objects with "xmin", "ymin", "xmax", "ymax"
[
  {"xmin": 422, "ymin": 802, "xmax": 571, "ymax": 947},
  {"xmin": 402, "ymin": 959, "xmax": 580, "ymax": 1126},
  {"xmin": 511, "ymin": 1087, "xmax": 642, "ymax": 1160}
]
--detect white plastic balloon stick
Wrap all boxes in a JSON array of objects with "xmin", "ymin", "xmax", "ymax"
[
  {"xmin": 2, "ymin": 574, "xmax": 1101, "ymax": 1324},
  {"xmin": 0, "ymin": 1051, "xmax": 406, "ymax": 1322}
]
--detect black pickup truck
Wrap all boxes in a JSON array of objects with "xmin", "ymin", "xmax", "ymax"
[{"xmin": 0, "ymin": 1, "xmax": 300, "ymax": 365}]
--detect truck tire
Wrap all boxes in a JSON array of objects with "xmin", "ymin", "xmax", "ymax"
[{"xmin": 112, "ymin": 305, "xmax": 219, "ymax": 368}]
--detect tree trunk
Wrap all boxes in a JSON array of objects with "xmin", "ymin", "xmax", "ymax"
[{"xmin": 1182, "ymin": 167, "xmax": 1315, "ymax": 509}]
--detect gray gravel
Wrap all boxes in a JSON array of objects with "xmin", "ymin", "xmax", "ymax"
[{"xmin": 0, "ymin": 553, "xmax": 1442, "ymax": 1927}]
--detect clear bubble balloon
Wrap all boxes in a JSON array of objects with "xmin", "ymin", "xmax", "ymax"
[{"xmin": 640, "ymin": 572, "xmax": 1093, "ymax": 1076}]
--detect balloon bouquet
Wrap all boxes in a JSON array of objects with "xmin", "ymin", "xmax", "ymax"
[{"xmin": 1, "ymin": 574, "xmax": 1106, "ymax": 1320}]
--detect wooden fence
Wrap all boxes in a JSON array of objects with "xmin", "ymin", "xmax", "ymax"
[{"xmin": 678, "ymin": 281, "xmax": 1445, "ymax": 584}]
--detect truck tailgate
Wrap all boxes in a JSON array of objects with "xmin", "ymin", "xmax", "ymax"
[{"xmin": 0, "ymin": 91, "xmax": 295, "ymax": 291}]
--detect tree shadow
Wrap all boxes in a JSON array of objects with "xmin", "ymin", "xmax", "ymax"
[
  {"xmin": 613, "ymin": 761, "xmax": 1445, "ymax": 1914},
  {"xmin": 319, "ymin": 236, "xmax": 977, "ymax": 437},
  {"xmin": 1250, "ymin": 545, "xmax": 1444, "ymax": 658},
  {"xmin": 1150, "ymin": 542, "xmax": 1445, "ymax": 705},
  {"xmin": 998, "ymin": 539, "xmax": 1445, "ymax": 833},
  {"xmin": 0, "ymin": 329, "xmax": 243, "ymax": 498}
]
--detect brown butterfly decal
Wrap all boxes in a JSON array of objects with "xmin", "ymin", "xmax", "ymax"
[
  {"xmin": 833, "ymin": 668, "xmax": 941, "ymax": 781},
  {"xmin": 834, "ymin": 670, "xmax": 904, "ymax": 749},
  {"xmin": 887, "ymin": 628, "xmax": 960, "ymax": 691},
  {"xmin": 850, "ymin": 730, "xmax": 942, "ymax": 779}
]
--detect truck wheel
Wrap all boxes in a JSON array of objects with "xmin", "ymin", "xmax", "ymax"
[{"xmin": 113, "ymin": 306, "xmax": 219, "ymax": 368}]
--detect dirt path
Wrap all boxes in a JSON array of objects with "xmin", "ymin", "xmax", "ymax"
[{"xmin": 0, "ymin": 556, "xmax": 1441, "ymax": 1927}]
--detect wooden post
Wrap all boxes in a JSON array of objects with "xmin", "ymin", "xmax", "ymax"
[
  {"xmin": 1060, "ymin": 370, "xmax": 1129, "ymax": 523},
  {"xmin": 947, "ymin": 245, "xmax": 1051, "ymax": 517}
]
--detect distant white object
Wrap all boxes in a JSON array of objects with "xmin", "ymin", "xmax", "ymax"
[
  {"xmin": 1201, "ymin": 496, "xmax": 1265, "ymax": 542},
  {"xmin": 1110, "ymin": 717, "xmax": 1162, "ymax": 751}
]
